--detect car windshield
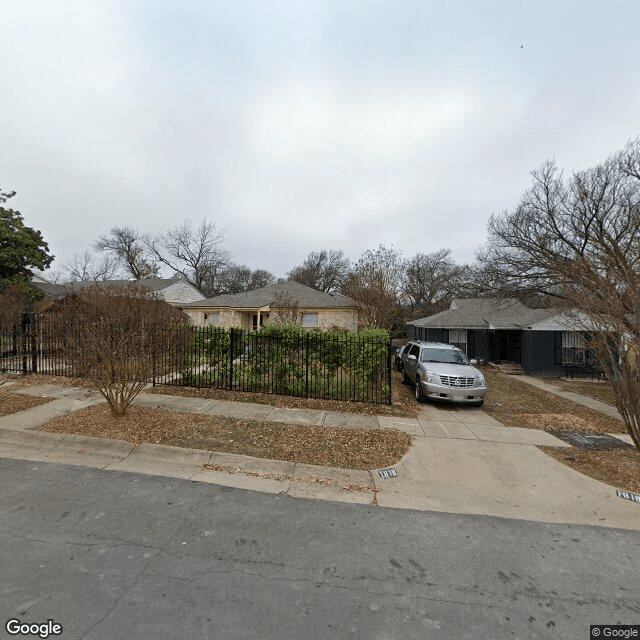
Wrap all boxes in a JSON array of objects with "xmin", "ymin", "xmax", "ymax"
[{"xmin": 420, "ymin": 347, "xmax": 469, "ymax": 364}]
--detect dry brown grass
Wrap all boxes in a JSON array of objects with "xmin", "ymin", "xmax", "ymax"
[
  {"xmin": 0, "ymin": 389, "xmax": 51, "ymax": 417},
  {"xmin": 483, "ymin": 368, "xmax": 625, "ymax": 434},
  {"xmin": 542, "ymin": 446, "xmax": 640, "ymax": 493},
  {"xmin": 543, "ymin": 377, "xmax": 618, "ymax": 406},
  {"xmin": 40, "ymin": 403, "xmax": 412, "ymax": 470}
]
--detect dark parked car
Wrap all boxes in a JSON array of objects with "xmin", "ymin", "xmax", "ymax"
[{"xmin": 394, "ymin": 344, "xmax": 408, "ymax": 371}]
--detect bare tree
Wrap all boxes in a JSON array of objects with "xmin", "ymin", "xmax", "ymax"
[
  {"xmin": 271, "ymin": 292, "xmax": 300, "ymax": 324},
  {"xmin": 145, "ymin": 219, "xmax": 229, "ymax": 296},
  {"xmin": 287, "ymin": 249, "xmax": 351, "ymax": 292},
  {"xmin": 50, "ymin": 285, "xmax": 187, "ymax": 416},
  {"xmin": 248, "ymin": 268, "xmax": 277, "ymax": 290},
  {"xmin": 63, "ymin": 250, "xmax": 121, "ymax": 282},
  {"xmin": 403, "ymin": 249, "xmax": 469, "ymax": 317},
  {"xmin": 341, "ymin": 244, "xmax": 404, "ymax": 328},
  {"xmin": 0, "ymin": 284, "xmax": 28, "ymax": 331},
  {"xmin": 216, "ymin": 264, "xmax": 276, "ymax": 294},
  {"xmin": 482, "ymin": 137, "xmax": 640, "ymax": 450},
  {"xmin": 95, "ymin": 226, "xmax": 159, "ymax": 279}
]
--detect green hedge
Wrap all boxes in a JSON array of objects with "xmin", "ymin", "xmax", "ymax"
[{"xmin": 179, "ymin": 323, "xmax": 390, "ymax": 404}]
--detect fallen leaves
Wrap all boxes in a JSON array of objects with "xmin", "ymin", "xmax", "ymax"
[
  {"xmin": 40, "ymin": 403, "xmax": 412, "ymax": 470},
  {"xmin": 0, "ymin": 390, "xmax": 51, "ymax": 417},
  {"xmin": 519, "ymin": 413, "xmax": 598, "ymax": 432},
  {"xmin": 483, "ymin": 369, "xmax": 625, "ymax": 434}
]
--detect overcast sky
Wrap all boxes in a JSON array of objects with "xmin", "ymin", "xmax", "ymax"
[{"xmin": 2, "ymin": 0, "xmax": 639, "ymax": 280}]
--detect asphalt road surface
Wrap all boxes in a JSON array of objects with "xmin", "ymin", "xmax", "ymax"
[{"xmin": 1, "ymin": 458, "xmax": 639, "ymax": 640}]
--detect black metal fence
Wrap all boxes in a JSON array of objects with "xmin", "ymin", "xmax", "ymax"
[
  {"xmin": 0, "ymin": 313, "xmax": 83, "ymax": 377},
  {"xmin": 1, "ymin": 317, "xmax": 392, "ymax": 405}
]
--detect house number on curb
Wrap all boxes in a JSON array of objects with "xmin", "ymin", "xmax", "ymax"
[
  {"xmin": 378, "ymin": 468, "xmax": 397, "ymax": 479},
  {"xmin": 617, "ymin": 490, "xmax": 640, "ymax": 504}
]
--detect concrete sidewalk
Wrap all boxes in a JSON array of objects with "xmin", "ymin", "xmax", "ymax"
[
  {"xmin": 515, "ymin": 375, "xmax": 624, "ymax": 420},
  {"xmin": 0, "ymin": 382, "xmax": 639, "ymax": 530}
]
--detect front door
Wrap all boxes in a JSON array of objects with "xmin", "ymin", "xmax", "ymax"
[
  {"xmin": 494, "ymin": 330, "xmax": 521, "ymax": 363},
  {"xmin": 252, "ymin": 313, "xmax": 268, "ymax": 331}
]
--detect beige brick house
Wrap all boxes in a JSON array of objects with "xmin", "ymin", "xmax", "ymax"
[{"xmin": 180, "ymin": 281, "xmax": 359, "ymax": 331}]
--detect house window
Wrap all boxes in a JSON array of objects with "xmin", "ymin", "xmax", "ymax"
[
  {"xmin": 562, "ymin": 331, "xmax": 586, "ymax": 364},
  {"xmin": 204, "ymin": 312, "xmax": 219, "ymax": 327},
  {"xmin": 301, "ymin": 313, "xmax": 318, "ymax": 328},
  {"xmin": 449, "ymin": 328, "xmax": 467, "ymax": 355}
]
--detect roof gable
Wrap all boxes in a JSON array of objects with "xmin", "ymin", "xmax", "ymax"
[
  {"xmin": 408, "ymin": 298, "xmax": 561, "ymax": 330},
  {"xmin": 183, "ymin": 281, "xmax": 357, "ymax": 309}
]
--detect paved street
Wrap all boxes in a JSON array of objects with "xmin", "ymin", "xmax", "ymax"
[{"xmin": 1, "ymin": 458, "xmax": 639, "ymax": 640}]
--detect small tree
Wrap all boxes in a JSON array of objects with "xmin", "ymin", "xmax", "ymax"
[
  {"xmin": 341, "ymin": 244, "xmax": 404, "ymax": 328},
  {"xmin": 0, "ymin": 284, "xmax": 29, "ymax": 330},
  {"xmin": 52, "ymin": 285, "xmax": 187, "ymax": 416},
  {"xmin": 271, "ymin": 293, "xmax": 300, "ymax": 324}
]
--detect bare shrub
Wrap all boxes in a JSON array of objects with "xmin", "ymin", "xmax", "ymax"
[{"xmin": 51, "ymin": 284, "xmax": 187, "ymax": 416}]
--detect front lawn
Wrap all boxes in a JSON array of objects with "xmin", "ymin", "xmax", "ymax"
[
  {"xmin": 483, "ymin": 368, "xmax": 625, "ymax": 434},
  {"xmin": 543, "ymin": 377, "xmax": 617, "ymax": 407},
  {"xmin": 39, "ymin": 403, "xmax": 412, "ymax": 471}
]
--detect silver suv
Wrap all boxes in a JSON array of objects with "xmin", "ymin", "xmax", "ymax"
[{"xmin": 401, "ymin": 341, "xmax": 486, "ymax": 406}]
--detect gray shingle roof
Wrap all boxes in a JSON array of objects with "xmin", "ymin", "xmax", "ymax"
[
  {"xmin": 183, "ymin": 281, "xmax": 357, "ymax": 309},
  {"xmin": 407, "ymin": 298, "xmax": 561, "ymax": 330}
]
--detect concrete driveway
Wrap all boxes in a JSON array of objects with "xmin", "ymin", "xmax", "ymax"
[{"xmin": 376, "ymin": 404, "xmax": 639, "ymax": 530}]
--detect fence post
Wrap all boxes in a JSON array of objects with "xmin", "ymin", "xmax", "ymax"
[
  {"xmin": 386, "ymin": 334, "xmax": 393, "ymax": 406},
  {"xmin": 305, "ymin": 331, "xmax": 310, "ymax": 398},
  {"xmin": 21, "ymin": 313, "xmax": 29, "ymax": 374},
  {"xmin": 30, "ymin": 316, "xmax": 37, "ymax": 373},
  {"xmin": 229, "ymin": 327, "xmax": 235, "ymax": 390}
]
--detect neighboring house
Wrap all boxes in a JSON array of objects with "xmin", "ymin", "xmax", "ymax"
[
  {"xmin": 407, "ymin": 298, "xmax": 595, "ymax": 376},
  {"xmin": 31, "ymin": 277, "xmax": 205, "ymax": 312},
  {"xmin": 180, "ymin": 281, "xmax": 359, "ymax": 331}
]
